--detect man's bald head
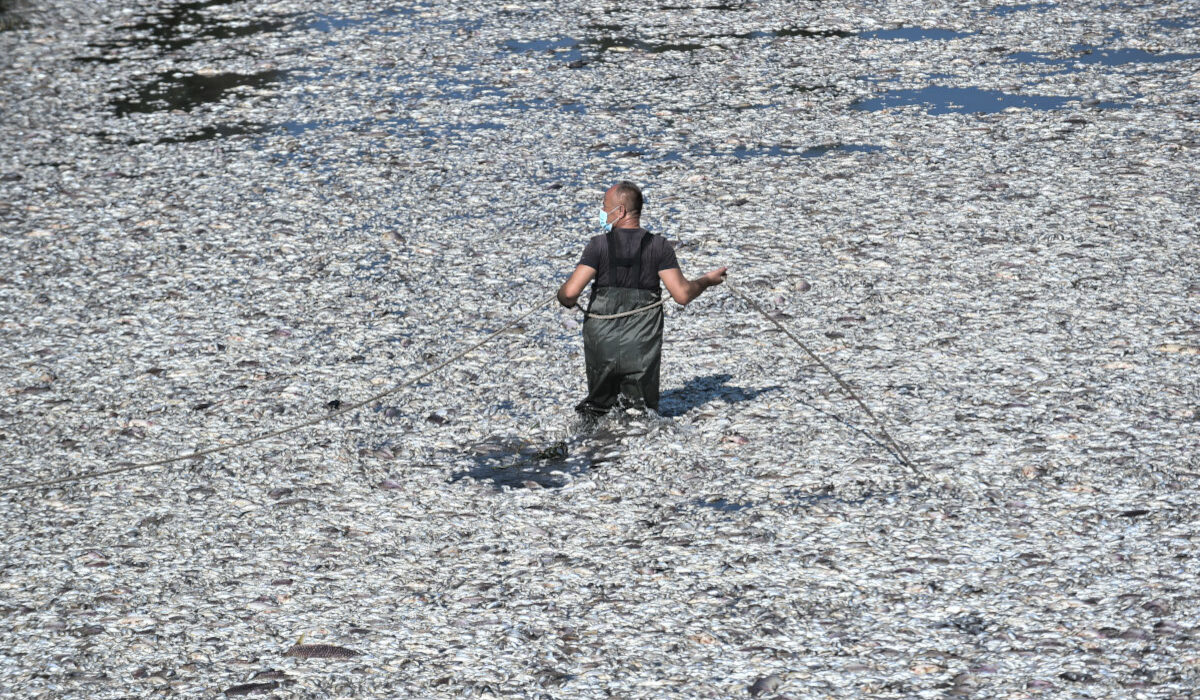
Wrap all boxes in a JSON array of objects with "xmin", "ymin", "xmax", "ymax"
[{"xmin": 606, "ymin": 180, "xmax": 643, "ymax": 215}]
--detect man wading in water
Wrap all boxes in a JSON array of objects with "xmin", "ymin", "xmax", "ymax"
[{"xmin": 557, "ymin": 181, "xmax": 727, "ymax": 421}]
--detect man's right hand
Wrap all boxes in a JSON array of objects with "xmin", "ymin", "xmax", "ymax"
[
  {"xmin": 660, "ymin": 266, "xmax": 729, "ymax": 305},
  {"xmin": 703, "ymin": 267, "xmax": 728, "ymax": 287}
]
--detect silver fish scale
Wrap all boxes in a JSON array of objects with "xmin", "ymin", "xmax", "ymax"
[{"xmin": 1, "ymin": 0, "xmax": 1198, "ymax": 696}]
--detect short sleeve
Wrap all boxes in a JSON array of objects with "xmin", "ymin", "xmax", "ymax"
[
  {"xmin": 656, "ymin": 238, "xmax": 679, "ymax": 271},
  {"xmin": 578, "ymin": 236, "xmax": 602, "ymax": 269}
]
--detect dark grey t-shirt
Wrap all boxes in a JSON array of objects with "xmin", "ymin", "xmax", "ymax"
[{"xmin": 579, "ymin": 228, "xmax": 680, "ymax": 291}]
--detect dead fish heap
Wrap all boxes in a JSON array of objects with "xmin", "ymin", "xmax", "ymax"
[{"xmin": 0, "ymin": 0, "xmax": 1198, "ymax": 697}]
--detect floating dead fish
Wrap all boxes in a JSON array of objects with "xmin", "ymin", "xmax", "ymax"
[
  {"xmin": 283, "ymin": 644, "xmax": 362, "ymax": 659},
  {"xmin": 224, "ymin": 681, "xmax": 279, "ymax": 696},
  {"xmin": 0, "ymin": 0, "xmax": 1197, "ymax": 697},
  {"xmin": 748, "ymin": 674, "xmax": 782, "ymax": 696}
]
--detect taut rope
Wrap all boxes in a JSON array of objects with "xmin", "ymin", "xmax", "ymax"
[{"xmin": 722, "ymin": 280, "xmax": 919, "ymax": 475}]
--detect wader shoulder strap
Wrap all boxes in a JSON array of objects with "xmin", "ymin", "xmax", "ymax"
[{"xmin": 602, "ymin": 230, "xmax": 652, "ymax": 289}]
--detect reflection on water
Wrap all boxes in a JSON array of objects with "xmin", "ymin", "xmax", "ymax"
[
  {"xmin": 853, "ymin": 85, "xmax": 1130, "ymax": 114},
  {"xmin": 111, "ymin": 70, "xmax": 285, "ymax": 116}
]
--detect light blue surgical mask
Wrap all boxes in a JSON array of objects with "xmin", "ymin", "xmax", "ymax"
[{"xmin": 599, "ymin": 206, "xmax": 619, "ymax": 232}]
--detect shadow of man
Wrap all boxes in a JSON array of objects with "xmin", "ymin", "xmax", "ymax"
[{"xmin": 657, "ymin": 373, "xmax": 782, "ymax": 417}]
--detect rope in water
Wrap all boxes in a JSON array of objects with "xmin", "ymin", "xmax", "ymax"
[
  {"xmin": 0, "ymin": 295, "xmax": 559, "ymax": 493},
  {"xmin": 1, "ymin": 279, "xmax": 918, "ymax": 491},
  {"xmin": 722, "ymin": 279, "xmax": 919, "ymax": 475}
]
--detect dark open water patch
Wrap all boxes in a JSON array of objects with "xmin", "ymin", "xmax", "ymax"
[
  {"xmin": 852, "ymin": 85, "xmax": 1130, "ymax": 114},
  {"xmin": 1155, "ymin": 17, "xmax": 1197, "ymax": 29},
  {"xmin": 77, "ymin": 0, "xmax": 285, "ymax": 59},
  {"xmin": 111, "ymin": 70, "xmax": 285, "ymax": 116}
]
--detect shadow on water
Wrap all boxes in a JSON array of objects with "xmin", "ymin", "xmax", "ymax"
[
  {"xmin": 450, "ymin": 425, "xmax": 631, "ymax": 489},
  {"xmin": 111, "ymin": 69, "xmax": 285, "ymax": 116},
  {"xmin": 0, "ymin": 0, "xmax": 30, "ymax": 31},
  {"xmin": 448, "ymin": 412, "xmax": 675, "ymax": 490},
  {"xmin": 852, "ymin": 85, "xmax": 1130, "ymax": 114},
  {"xmin": 658, "ymin": 374, "xmax": 782, "ymax": 417},
  {"xmin": 450, "ymin": 440, "xmax": 583, "ymax": 489}
]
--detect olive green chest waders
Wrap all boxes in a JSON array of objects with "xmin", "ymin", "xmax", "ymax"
[{"xmin": 576, "ymin": 231, "xmax": 665, "ymax": 418}]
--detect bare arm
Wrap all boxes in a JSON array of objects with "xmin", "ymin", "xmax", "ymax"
[
  {"xmin": 557, "ymin": 264, "xmax": 596, "ymax": 307},
  {"xmin": 659, "ymin": 266, "xmax": 728, "ymax": 306}
]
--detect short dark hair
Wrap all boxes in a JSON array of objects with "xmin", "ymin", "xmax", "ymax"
[{"xmin": 613, "ymin": 180, "xmax": 643, "ymax": 214}]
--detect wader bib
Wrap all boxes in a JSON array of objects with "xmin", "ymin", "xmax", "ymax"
[{"xmin": 577, "ymin": 231, "xmax": 665, "ymax": 417}]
